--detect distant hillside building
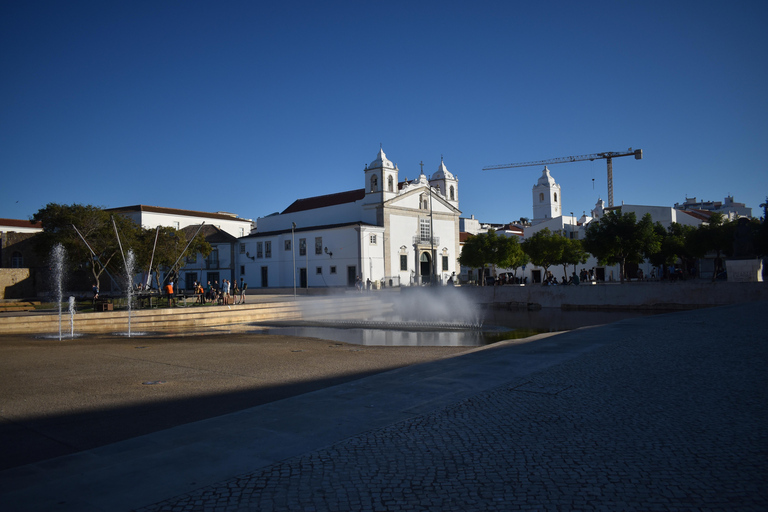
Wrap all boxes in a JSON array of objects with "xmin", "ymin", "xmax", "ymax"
[
  {"xmin": 240, "ymin": 148, "xmax": 462, "ymax": 289},
  {"xmin": 674, "ymin": 196, "xmax": 752, "ymax": 219}
]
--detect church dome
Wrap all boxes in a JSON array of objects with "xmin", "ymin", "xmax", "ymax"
[
  {"xmin": 369, "ymin": 148, "xmax": 395, "ymax": 170},
  {"xmin": 536, "ymin": 166, "xmax": 556, "ymax": 187},
  {"xmin": 431, "ymin": 159, "xmax": 455, "ymax": 180}
]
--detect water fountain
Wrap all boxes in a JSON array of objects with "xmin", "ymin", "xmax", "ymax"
[
  {"xmin": 125, "ymin": 249, "xmax": 135, "ymax": 337},
  {"xmin": 68, "ymin": 296, "xmax": 76, "ymax": 338},
  {"xmin": 51, "ymin": 243, "xmax": 65, "ymax": 341}
]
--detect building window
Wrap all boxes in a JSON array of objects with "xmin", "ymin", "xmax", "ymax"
[
  {"xmin": 299, "ymin": 238, "xmax": 306, "ymax": 256},
  {"xmin": 240, "ymin": 243, "xmax": 245, "ymax": 254},
  {"xmin": 442, "ymin": 255, "xmax": 449, "ymax": 271},
  {"xmin": 420, "ymin": 218, "xmax": 431, "ymax": 242},
  {"xmin": 370, "ymin": 234, "xmax": 377, "ymax": 245},
  {"xmin": 240, "ymin": 265, "xmax": 245, "ymax": 275},
  {"xmin": 207, "ymin": 248, "xmax": 219, "ymax": 268},
  {"xmin": 11, "ymin": 251, "xmax": 23, "ymax": 268},
  {"xmin": 173, "ymin": 221, "xmax": 180, "ymax": 230},
  {"xmin": 330, "ymin": 266, "xmax": 337, "ymax": 274},
  {"xmin": 316, "ymin": 266, "xmax": 322, "ymax": 274},
  {"xmin": 419, "ymin": 194, "xmax": 427, "ymax": 210},
  {"xmin": 400, "ymin": 254, "xmax": 408, "ymax": 271},
  {"xmin": 315, "ymin": 237, "xmax": 322, "ymax": 255},
  {"xmin": 285, "ymin": 239, "xmax": 291, "ymax": 251},
  {"xmin": 388, "ymin": 175, "xmax": 394, "ymax": 192},
  {"xmin": 256, "ymin": 242, "xmax": 263, "ymax": 258},
  {"xmin": 554, "ymin": 192, "xmax": 558, "ymax": 202},
  {"xmin": 449, "ymin": 185, "xmax": 455, "ymax": 200},
  {"xmin": 371, "ymin": 174, "xmax": 378, "ymax": 192},
  {"xmin": 539, "ymin": 193, "xmax": 544, "ymax": 202},
  {"xmin": 265, "ymin": 241, "xmax": 272, "ymax": 258}
]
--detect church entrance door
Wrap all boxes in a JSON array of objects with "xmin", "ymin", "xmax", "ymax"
[
  {"xmin": 420, "ymin": 252, "xmax": 432, "ymax": 284},
  {"xmin": 347, "ymin": 266, "xmax": 357, "ymax": 287}
]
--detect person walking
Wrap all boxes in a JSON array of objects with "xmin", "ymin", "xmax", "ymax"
[
  {"xmin": 240, "ymin": 279, "xmax": 247, "ymax": 304},
  {"xmin": 232, "ymin": 279, "xmax": 240, "ymax": 304}
]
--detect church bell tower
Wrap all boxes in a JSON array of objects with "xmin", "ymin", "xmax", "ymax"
[{"xmin": 532, "ymin": 166, "xmax": 561, "ymax": 224}]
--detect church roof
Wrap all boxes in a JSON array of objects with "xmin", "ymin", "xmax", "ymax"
[
  {"xmin": 181, "ymin": 224, "xmax": 238, "ymax": 243},
  {"xmin": 282, "ymin": 189, "xmax": 366, "ymax": 214}
]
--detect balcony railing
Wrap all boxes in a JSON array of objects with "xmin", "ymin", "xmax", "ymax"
[{"xmin": 412, "ymin": 236, "xmax": 440, "ymax": 246}]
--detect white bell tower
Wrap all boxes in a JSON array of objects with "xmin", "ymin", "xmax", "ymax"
[
  {"xmin": 429, "ymin": 157, "xmax": 459, "ymax": 208},
  {"xmin": 364, "ymin": 147, "xmax": 399, "ymax": 206},
  {"xmin": 532, "ymin": 166, "xmax": 562, "ymax": 224}
]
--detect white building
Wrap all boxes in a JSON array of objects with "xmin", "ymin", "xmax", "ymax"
[
  {"xmin": 674, "ymin": 196, "xmax": 752, "ymax": 219},
  {"xmin": 108, "ymin": 205, "xmax": 253, "ymax": 238},
  {"xmin": 239, "ymin": 148, "xmax": 462, "ymax": 289},
  {"xmin": 468, "ymin": 167, "xmax": 710, "ymax": 284}
]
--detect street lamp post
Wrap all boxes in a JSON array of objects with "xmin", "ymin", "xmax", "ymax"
[{"xmin": 291, "ymin": 222, "xmax": 296, "ymax": 298}]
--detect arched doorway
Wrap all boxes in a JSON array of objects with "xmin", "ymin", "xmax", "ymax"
[{"xmin": 420, "ymin": 252, "xmax": 432, "ymax": 284}]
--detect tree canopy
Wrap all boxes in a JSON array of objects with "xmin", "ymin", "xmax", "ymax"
[
  {"xmin": 459, "ymin": 229, "xmax": 525, "ymax": 284},
  {"xmin": 582, "ymin": 210, "xmax": 660, "ymax": 283},
  {"xmin": 31, "ymin": 203, "xmax": 212, "ymax": 290},
  {"xmin": 521, "ymin": 228, "xmax": 563, "ymax": 276},
  {"xmin": 32, "ymin": 203, "xmax": 141, "ymax": 289}
]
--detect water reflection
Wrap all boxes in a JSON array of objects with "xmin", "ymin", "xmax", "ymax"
[
  {"xmin": 254, "ymin": 308, "xmax": 664, "ymax": 347},
  {"xmin": 254, "ymin": 325, "xmax": 487, "ymax": 347}
]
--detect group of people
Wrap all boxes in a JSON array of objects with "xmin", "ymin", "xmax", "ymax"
[{"xmin": 192, "ymin": 279, "xmax": 247, "ymax": 305}]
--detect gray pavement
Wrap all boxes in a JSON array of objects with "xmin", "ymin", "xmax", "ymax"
[{"xmin": 2, "ymin": 301, "xmax": 767, "ymax": 511}]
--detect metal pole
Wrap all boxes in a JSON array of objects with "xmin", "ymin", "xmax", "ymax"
[
  {"xmin": 429, "ymin": 184, "xmax": 435, "ymax": 285},
  {"xmin": 163, "ymin": 222, "xmax": 205, "ymax": 285},
  {"xmin": 292, "ymin": 222, "xmax": 296, "ymax": 298}
]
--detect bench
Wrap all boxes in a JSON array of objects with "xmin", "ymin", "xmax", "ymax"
[{"xmin": 0, "ymin": 301, "xmax": 40, "ymax": 313}]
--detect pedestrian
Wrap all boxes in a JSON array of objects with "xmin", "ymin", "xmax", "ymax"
[
  {"xmin": 222, "ymin": 279, "xmax": 230, "ymax": 305},
  {"xmin": 92, "ymin": 283, "xmax": 99, "ymax": 304},
  {"xmin": 232, "ymin": 279, "xmax": 240, "ymax": 304},
  {"xmin": 165, "ymin": 279, "xmax": 175, "ymax": 307},
  {"xmin": 206, "ymin": 281, "xmax": 213, "ymax": 303},
  {"xmin": 240, "ymin": 280, "xmax": 247, "ymax": 304}
]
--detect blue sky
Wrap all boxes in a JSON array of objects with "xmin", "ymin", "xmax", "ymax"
[{"xmin": 2, "ymin": 1, "xmax": 767, "ymax": 225}]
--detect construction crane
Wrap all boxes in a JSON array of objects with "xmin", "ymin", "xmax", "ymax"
[{"xmin": 483, "ymin": 148, "xmax": 643, "ymax": 208}]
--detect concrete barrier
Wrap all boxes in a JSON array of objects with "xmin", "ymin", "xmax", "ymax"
[
  {"xmin": 459, "ymin": 281, "xmax": 768, "ymax": 310},
  {"xmin": 0, "ymin": 295, "xmax": 383, "ymax": 335}
]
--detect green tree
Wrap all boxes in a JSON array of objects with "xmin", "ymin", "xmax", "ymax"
[
  {"xmin": 497, "ymin": 235, "xmax": 529, "ymax": 280},
  {"xmin": 561, "ymin": 237, "xmax": 589, "ymax": 278},
  {"xmin": 582, "ymin": 210, "xmax": 660, "ymax": 284},
  {"xmin": 690, "ymin": 213, "xmax": 735, "ymax": 281},
  {"xmin": 459, "ymin": 231, "xmax": 493, "ymax": 285},
  {"xmin": 521, "ymin": 228, "xmax": 564, "ymax": 281},
  {"xmin": 32, "ymin": 203, "xmax": 141, "ymax": 290}
]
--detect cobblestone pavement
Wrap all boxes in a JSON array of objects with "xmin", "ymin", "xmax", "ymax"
[{"xmin": 140, "ymin": 304, "xmax": 768, "ymax": 512}]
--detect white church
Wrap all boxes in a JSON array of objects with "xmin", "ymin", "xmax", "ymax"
[{"xmin": 239, "ymin": 148, "xmax": 462, "ymax": 289}]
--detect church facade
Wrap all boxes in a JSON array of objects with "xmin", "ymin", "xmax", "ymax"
[{"xmin": 239, "ymin": 149, "xmax": 462, "ymax": 289}]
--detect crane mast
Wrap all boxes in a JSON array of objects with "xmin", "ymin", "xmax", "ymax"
[{"xmin": 483, "ymin": 148, "xmax": 643, "ymax": 208}]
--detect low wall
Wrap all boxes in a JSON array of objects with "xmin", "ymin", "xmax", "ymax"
[
  {"xmin": 0, "ymin": 295, "xmax": 384, "ymax": 336},
  {"xmin": 459, "ymin": 281, "xmax": 768, "ymax": 310}
]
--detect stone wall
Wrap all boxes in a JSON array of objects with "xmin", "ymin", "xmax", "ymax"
[
  {"xmin": 460, "ymin": 281, "xmax": 768, "ymax": 309},
  {"xmin": 0, "ymin": 268, "xmax": 37, "ymax": 299}
]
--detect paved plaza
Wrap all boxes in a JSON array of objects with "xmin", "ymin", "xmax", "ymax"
[{"xmin": 1, "ymin": 301, "xmax": 766, "ymax": 511}]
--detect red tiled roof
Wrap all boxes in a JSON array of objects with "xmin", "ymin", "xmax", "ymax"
[
  {"xmin": 282, "ymin": 189, "xmax": 365, "ymax": 214},
  {"xmin": 0, "ymin": 218, "xmax": 42, "ymax": 229}
]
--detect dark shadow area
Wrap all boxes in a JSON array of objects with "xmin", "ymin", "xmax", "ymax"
[{"xmin": 0, "ymin": 368, "xmax": 389, "ymax": 471}]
